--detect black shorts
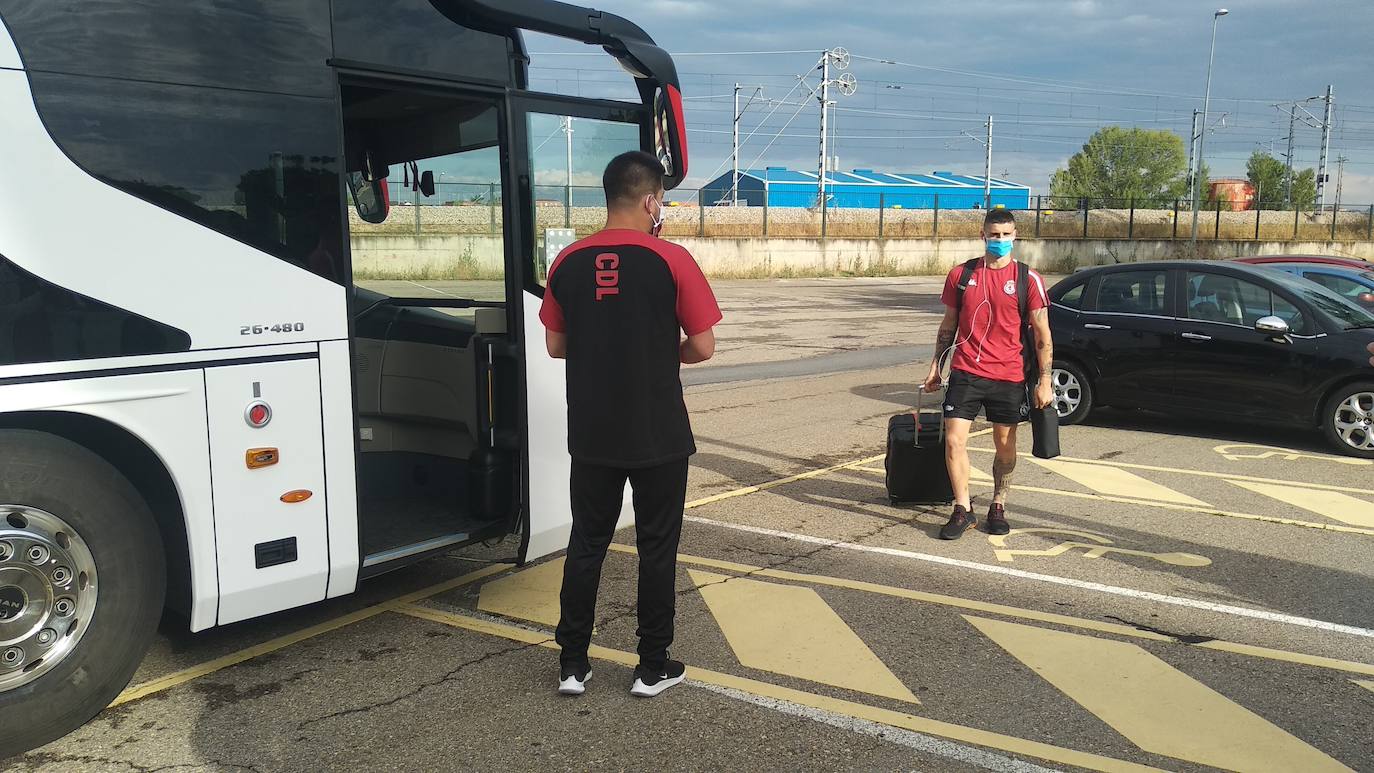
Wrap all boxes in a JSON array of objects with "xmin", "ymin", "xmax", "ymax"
[{"xmin": 943, "ymin": 370, "xmax": 1027, "ymax": 425}]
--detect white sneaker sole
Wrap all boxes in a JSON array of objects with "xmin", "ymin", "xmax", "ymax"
[
  {"xmin": 630, "ymin": 673, "xmax": 685, "ymax": 698},
  {"xmin": 558, "ymin": 670, "xmax": 591, "ymax": 695}
]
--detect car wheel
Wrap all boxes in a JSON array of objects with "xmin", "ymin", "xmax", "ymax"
[
  {"xmin": 1050, "ymin": 361, "xmax": 1093, "ymax": 425},
  {"xmin": 1322, "ymin": 382, "xmax": 1374, "ymax": 459},
  {"xmin": 0, "ymin": 430, "xmax": 165, "ymax": 758}
]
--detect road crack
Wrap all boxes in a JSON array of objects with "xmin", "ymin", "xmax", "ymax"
[{"xmin": 292, "ymin": 638, "xmax": 547, "ymax": 738}]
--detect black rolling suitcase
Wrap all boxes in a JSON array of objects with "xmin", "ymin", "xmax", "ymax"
[{"xmin": 885, "ymin": 391, "xmax": 953, "ymax": 505}]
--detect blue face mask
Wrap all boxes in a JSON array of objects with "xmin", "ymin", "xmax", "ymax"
[{"xmin": 986, "ymin": 237, "xmax": 1014, "ymax": 258}]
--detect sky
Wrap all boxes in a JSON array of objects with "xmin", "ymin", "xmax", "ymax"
[{"xmin": 517, "ymin": 0, "xmax": 1374, "ymax": 205}]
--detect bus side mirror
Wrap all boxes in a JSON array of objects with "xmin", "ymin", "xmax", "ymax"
[
  {"xmin": 347, "ymin": 171, "xmax": 390, "ymax": 224},
  {"xmin": 419, "ymin": 170, "xmax": 435, "ymax": 198},
  {"xmin": 653, "ymin": 86, "xmax": 688, "ymax": 191}
]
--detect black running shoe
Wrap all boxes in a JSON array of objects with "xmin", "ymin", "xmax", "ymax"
[
  {"xmin": 986, "ymin": 503, "xmax": 1010, "ymax": 536},
  {"xmin": 938, "ymin": 506, "xmax": 976, "ymax": 540},
  {"xmin": 630, "ymin": 659, "xmax": 686, "ymax": 697},
  {"xmin": 558, "ymin": 661, "xmax": 592, "ymax": 696}
]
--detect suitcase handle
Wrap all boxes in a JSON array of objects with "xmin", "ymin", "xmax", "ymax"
[{"xmin": 914, "ymin": 381, "xmax": 946, "ymax": 448}]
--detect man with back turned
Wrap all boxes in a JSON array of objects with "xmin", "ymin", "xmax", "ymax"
[{"xmin": 539, "ymin": 151, "xmax": 722, "ymax": 698}]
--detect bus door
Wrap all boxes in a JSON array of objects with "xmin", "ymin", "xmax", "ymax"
[
  {"xmin": 340, "ymin": 81, "xmax": 522, "ymax": 576},
  {"xmin": 508, "ymin": 93, "xmax": 676, "ymax": 562}
]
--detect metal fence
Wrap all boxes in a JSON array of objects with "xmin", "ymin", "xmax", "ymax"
[{"xmin": 355, "ymin": 183, "xmax": 1374, "ymax": 243}]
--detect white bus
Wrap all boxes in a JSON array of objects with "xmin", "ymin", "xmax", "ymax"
[{"xmin": 0, "ymin": 0, "xmax": 688, "ymax": 753}]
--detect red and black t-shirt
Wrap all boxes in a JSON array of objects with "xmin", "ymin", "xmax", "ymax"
[{"xmin": 539, "ymin": 229, "xmax": 722, "ymax": 468}]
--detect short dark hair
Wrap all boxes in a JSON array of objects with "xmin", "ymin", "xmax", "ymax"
[
  {"xmin": 603, "ymin": 151, "xmax": 665, "ymax": 207},
  {"xmin": 983, "ymin": 208, "xmax": 1016, "ymax": 228}
]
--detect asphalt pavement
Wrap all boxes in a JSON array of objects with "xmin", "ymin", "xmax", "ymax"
[{"xmin": 8, "ymin": 277, "xmax": 1373, "ymax": 772}]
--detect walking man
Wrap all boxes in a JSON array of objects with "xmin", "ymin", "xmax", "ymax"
[
  {"xmin": 923, "ymin": 208, "xmax": 1053, "ymax": 539},
  {"xmin": 539, "ymin": 151, "xmax": 722, "ymax": 697}
]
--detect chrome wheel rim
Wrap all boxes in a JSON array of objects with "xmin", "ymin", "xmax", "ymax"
[
  {"xmin": 0, "ymin": 506, "xmax": 98, "ymax": 692},
  {"xmin": 1332, "ymin": 391, "xmax": 1374, "ymax": 452},
  {"xmin": 1050, "ymin": 368, "xmax": 1083, "ymax": 419}
]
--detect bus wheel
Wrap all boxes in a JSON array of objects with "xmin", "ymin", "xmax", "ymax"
[{"xmin": 0, "ymin": 429, "xmax": 165, "ymax": 758}]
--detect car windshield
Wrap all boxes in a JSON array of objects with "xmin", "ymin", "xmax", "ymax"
[{"xmin": 1265, "ymin": 271, "xmax": 1374, "ymax": 329}]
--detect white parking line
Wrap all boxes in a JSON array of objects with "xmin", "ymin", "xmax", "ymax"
[
  {"xmin": 694, "ymin": 682, "xmax": 1060, "ymax": 773},
  {"xmin": 684, "ymin": 516, "xmax": 1374, "ymax": 640}
]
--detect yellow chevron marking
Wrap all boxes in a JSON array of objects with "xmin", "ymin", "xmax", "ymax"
[
  {"xmin": 967, "ymin": 616, "xmax": 1352, "ymax": 772},
  {"xmin": 689, "ymin": 570, "xmax": 918, "ymax": 704},
  {"xmin": 397, "ymin": 603, "xmax": 1161, "ymax": 773},
  {"xmin": 1030, "ymin": 458, "xmax": 1209, "ymax": 506},
  {"xmin": 1228, "ymin": 480, "xmax": 1374, "ymax": 529},
  {"xmin": 476, "ymin": 556, "xmax": 564, "ymax": 627}
]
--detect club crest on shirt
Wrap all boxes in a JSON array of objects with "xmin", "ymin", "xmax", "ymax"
[{"xmin": 1003, "ymin": 279, "xmax": 1016, "ymax": 295}]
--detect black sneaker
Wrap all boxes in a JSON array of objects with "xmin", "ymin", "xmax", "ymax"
[
  {"xmin": 938, "ymin": 506, "xmax": 976, "ymax": 540},
  {"xmin": 558, "ymin": 661, "xmax": 592, "ymax": 696},
  {"xmin": 630, "ymin": 659, "xmax": 686, "ymax": 697},
  {"xmin": 986, "ymin": 504, "xmax": 1010, "ymax": 536}
]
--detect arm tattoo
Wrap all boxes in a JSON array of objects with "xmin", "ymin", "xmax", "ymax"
[
  {"xmin": 993, "ymin": 455, "xmax": 1017, "ymax": 504},
  {"xmin": 1031, "ymin": 308, "xmax": 1053, "ymax": 379},
  {"xmin": 935, "ymin": 323, "xmax": 957, "ymax": 359}
]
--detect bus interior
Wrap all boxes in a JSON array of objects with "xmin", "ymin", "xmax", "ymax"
[{"xmin": 341, "ymin": 81, "xmax": 521, "ymax": 573}]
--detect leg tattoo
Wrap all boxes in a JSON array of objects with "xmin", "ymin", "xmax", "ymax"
[{"xmin": 992, "ymin": 455, "xmax": 1017, "ymax": 504}]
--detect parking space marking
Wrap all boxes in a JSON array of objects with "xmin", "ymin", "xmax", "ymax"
[
  {"xmin": 1228, "ymin": 481, "xmax": 1374, "ymax": 529},
  {"xmin": 1214, "ymin": 444, "xmax": 1372, "ymax": 467},
  {"xmin": 967, "ymin": 616, "xmax": 1353, "ymax": 772},
  {"xmin": 394, "ymin": 604, "xmax": 1163, "ymax": 773},
  {"xmin": 987, "ymin": 528, "xmax": 1212, "ymax": 567},
  {"xmin": 1355, "ymin": 680, "xmax": 1374, "ymax": 693},
  {"xmin": 689, "ymin": 570, "xmax": 919, "ymax": 703},
  {"xmin": 111, "ymin": 563, "xmax": 512, "ymax": 708},
  {"xmin": 477, "ymin": 557, "xmax": 565, "ymax": 627},
  {"xmin": 670, "ymin": 519, "xmax": 1374, "ymax": 642},
  {"xmin": 685, "ymin": 454, "xmax": 885, "ymax": 510},
  {"xmin": 843, "ymin": 458, "xmax": 1374, "ymax": 537},
  {"xmin": 685, "ymin": 431, "xmax": 996, "ymax": 509},
  {"xmin": 605, "ymin": 544, "xmax": 1374, "ymax": 675},
  {"xmin": 969, "ymin": 447, "xmax": 1372, "ymax": 496},
  {"xmin": 1028, "ymin": 458, "xmax": 1209, "ymax": 506},
  {"xmin": 691, "ymin": 682, "xmax": 1060, "ymax": 773}
]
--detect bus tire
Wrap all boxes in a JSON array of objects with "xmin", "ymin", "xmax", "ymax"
[{"xmin": 0, "ymin": 429, "xmax": 165, "ymax": 759}]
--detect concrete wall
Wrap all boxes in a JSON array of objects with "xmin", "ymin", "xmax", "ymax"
[{"xmin": 350, "ymin": 233, "xmax": 1374, "ymax": 280}]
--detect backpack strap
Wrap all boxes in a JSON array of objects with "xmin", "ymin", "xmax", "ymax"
[
  {"xmin": 1016, "ymin": 261, "xmax": 1037, "ymax": 382},
  {"xmin": 1017, "ymin": 261, "xmax": 1030, "ymax": 325},
  {"xmin": 953, "ymin": 258, "xmax": 980, "ymax": 322}
]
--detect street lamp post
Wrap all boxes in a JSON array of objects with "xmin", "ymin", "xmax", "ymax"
[{"xmin": 1191, "ymin": 8, "xmax": 1228, "ymax": 254}]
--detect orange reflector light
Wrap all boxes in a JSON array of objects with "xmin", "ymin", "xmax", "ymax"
[
  {"xmin": 280, "ymin": 490, "xmax": 313, "ymax": 503},
  {"xmin": 246, "ymin": 448, "xmax": 279, "ymax": 469}
]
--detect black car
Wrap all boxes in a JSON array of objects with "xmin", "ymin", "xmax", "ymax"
[{"xmin": 1047, "ymin": 261, "xmax": 1374, "ymax": 458}]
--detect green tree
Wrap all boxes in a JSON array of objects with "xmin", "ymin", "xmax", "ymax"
[
  {"xmin": 1290, "ymin": 168, "xmax": 1317, "ymax": 210},
  {"xmin": 1246, "ymin": 151, "xmax": 1287, "ymax": 209},
  {"xmin": 1049, "ymin": 126, "xmax": 1191, "ymax": 207},
  {"xmin": 1195, "ymin": 161, "xmax": 1213, "ymax": 207},
  {"xmin": 1244, "ymin": 151, "xmax": 1318, "ymax": 210}
]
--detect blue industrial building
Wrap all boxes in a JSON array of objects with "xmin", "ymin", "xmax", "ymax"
[{"xmin": 701, "ymin": 168, "xmax": 1031, "ymax": 210}]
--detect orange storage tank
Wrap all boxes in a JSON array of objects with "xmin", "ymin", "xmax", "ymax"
[{"xmin": 1208, "ymin": 178, "xmax": 1255, "ymax": 211}]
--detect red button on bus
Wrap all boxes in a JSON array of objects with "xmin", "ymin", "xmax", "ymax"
[{"xmin": 245, "ymin": 401, "xmax": 272, "ymax": 428}]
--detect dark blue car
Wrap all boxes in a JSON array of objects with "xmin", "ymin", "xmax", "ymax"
[{"xmin": 1250, "ymin": 262, "xmax": 1374, "ymax": 311}]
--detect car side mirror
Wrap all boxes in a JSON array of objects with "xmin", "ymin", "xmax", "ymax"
[
  {"xmin": 1255, "ymin": 316, "xmax": 1291, "ymax": 336},
  {"xmin": 1358, "ymin": 292, "xmax": 1374, "ymax": 305}
]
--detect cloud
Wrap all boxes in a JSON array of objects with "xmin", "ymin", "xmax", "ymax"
[{"xmin": 525, "ymin": 1, "xmax": 1374, "ymax": 194}]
